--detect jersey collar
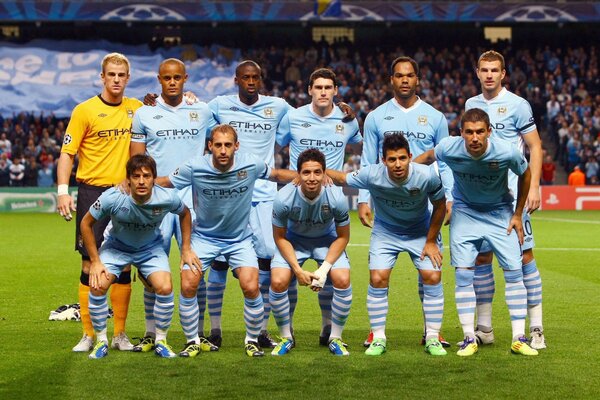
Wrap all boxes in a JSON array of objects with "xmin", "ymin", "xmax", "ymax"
[
  {"xmin": 391, "ymin": 97, "xmax": 421, "ymax": 113},
  {"xmin": 157, "ymin": 96, "xmax": 184, "ymax": 111},
  {"xmin": 297, "ymin": 185, "xmax": 324, "ymax": 204},
  {"xmin": 482, "ymin": 87, "xmax": 508, "ymax": 103},
  {"xmin": 308, "ymin": 104, "xmax": 336, "ymax": 121}
]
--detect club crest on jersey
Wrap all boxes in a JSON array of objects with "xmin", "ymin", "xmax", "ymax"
[
  {"xmin": 264, "ymin": 108, "xmax": 274, "ymax": 118},
  {"xmin": 152, "ymin": 207, "xmax": 163, "ymax": 216},
  {"xmin": 127, "ymin": 109, "xmax": 134, "ymax": 119},
  {"xmin": 189, "ymin": 112, "xmax": 199, "ymax": 122},
  {"xmin": 408, "ymin": 188, "xmax": 421, "ymax": 196},
  {"xmin": 291, "ymin": 207, "xmax": 301, "ymax": 219},
  {"xmin": 237, "ymin": 170, "xmax": 248, "ymax": 180},
  {"xmin": 497, "ymin": 107, "xmax": 507, "ymax": 115},
  {"xmin": 321, "ymin": 203, "xmax": 332, "ymax": 218},
  {"xmin": 417, "ymin": 116, "xmax": 428, "ymax": 126},
  {"xmin": 489, "ymin": 160, "xmax": 500, "ymax": 170},
  {"xmin": 335, "ymin": 124, "xmax": 344, "ymax": 134}
]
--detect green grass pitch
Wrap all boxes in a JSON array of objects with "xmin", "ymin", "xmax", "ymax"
[{"xmin": 1, "ymin": 210, "xmax": 599, "ymax": 399}]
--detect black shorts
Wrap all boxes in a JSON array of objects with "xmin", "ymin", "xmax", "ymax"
[{"xmin": 75, "ymin": 183, "xmax": 112, "ymax": 258}]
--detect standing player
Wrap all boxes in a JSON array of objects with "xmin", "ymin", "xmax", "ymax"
[
  {"xmin": 156, "ymin": 124, "xmax": 297, "ymax": 357},
  {"xmin": 205, "ymin": 60, "xmax": 292, "ymax": 349},
  {"xmin": 57, "ymin": 53, "xmax": 142, "ymax": 352},
  {"xmin": 82, "ymin": 155, "xmax": 198, "ymax": 359},
  {"xmin": 130, "ymin": 58, "xmax": 217, "ymax": 353},
  {"xmin": 327, "ymin": 134, "xmax": 447, "ymax": 356},
  {"xmin": 276, "ymin": 67, "xmax": 361, "ymax": 345},
  {"xmin": 466, "ymin": 50, "xmax": 545, "ymax": 349},
  {"xmin": 416, "ymin": 108, "xmax": 537, "ymax": 357},
  {"xmin": 358, "ymin": 56, "xmax": 453, "ymax": 348},
  {"xmin": 269, "ymin": 149, "xmax": 352, "ymax": 356}
]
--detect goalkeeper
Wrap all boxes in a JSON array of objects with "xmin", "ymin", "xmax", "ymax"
[
  {"xmin": 327, "ymin": 133, "xmax": 447, "ymax": 357},
  {"xmin": 269, "ymin": 148, "xmax": 352, "ymax": 357}
]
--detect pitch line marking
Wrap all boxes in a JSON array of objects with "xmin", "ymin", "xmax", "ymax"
[
  {"xmin": 347, "ymin": 243, "xmax": 599, "ymax": 251},
  {"xmin": 532, "ymin": 217, "xmax": 600, "ymax": 225}
]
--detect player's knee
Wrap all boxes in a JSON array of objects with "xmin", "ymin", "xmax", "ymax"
[
  {"xmin": 332, "ymin": 273, "xmax": 350, "ymax": 289},
  {"xmin": 180, "ymin": 273, "xmax": 200, "ymax": 297},
  {"xmin": 522, "ymin": 250, "xmax": 535, "ymax": 265},
  {"xmin": 455, "ymin": 268, "xmax": 475, "ymax": 287},
  {"xmin": 475, "ymin": 252, "xmax": 493, "ymax": 266},
  {"xmin": 153, "ymin": 281, "xmax": 173, "ymax": 296},
  {"xmin": 369, "ymin": 274, "xmax": 388, "ymax": 288},
  {"xmin": 270, "ymin": 273, "xmax": 290, "ymax": 292},
  {"xmin": 503, "ymin": 268, "xmax": 523, "ymax": 283},
  {"xmin": 240, "ymin": 279, "xmax": 260, "ymax": 298},
  {"xmin": 90, "ymin": 286, "xmax": 108, "ymax": 296},
  {"xmin": 420, "ymin": 270, "xmax": 441, "ymax": 285}
]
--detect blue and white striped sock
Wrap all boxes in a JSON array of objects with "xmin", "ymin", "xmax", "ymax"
[
  {"xmin": 330, "ymin": 285, "xmax": 352, "ymax": 340},
  {"xmin": 318, "ymin": 283, "xmax": 333, "ymax": 333},
  {"xmin": 522, "ymin": 259, "xmax": 543, "ymax": 329},
  {"xmin": 269, "ymin": 288, "xmax": 292, "ymax": 339},
  {"xmin": 455, "ymin": 268, "xmax": 476, "ymax": 339},
  {"xmin": 197, "ymin": 279, "xmax": 206, "ymax": 336},
  {"xmin": 288, "ymin": 280, "xmax": 298, "ymax": 321},
  {"xmin": 207, "ymin": 281, "xmax": 226, "ymax": 335},
  {"xmin": 504, "ymin": 269, "xmax": 527, "ymax": 340},
  {"xmin": 367, "ymin": 285, "xmax": 388, "ymax": 339},
  {"xmin": 474, "ymin": 263, "xmax": 494, "ymax": 330},
  {"xmin": 143, "ymin": 287, "xmax": 156, "ymax": 338},
  {"xmin": 244, "ymin": 295, "xmax": 264, "ymax": 343},
  {"xmin": 179, "ymin": 294, "xmax": 199, "ymax": 344},
  {"xmin": 154, "ymin": 292, "xmax": 174, "ymax": 342},
  {"xmin": 423, "ymin": 282, "xmax": 444, "ymax": 340},
  {"xmin": 259, "ymin": 270, "xmax": 271, "ymax": 332},
  {"xmin": 89, "ymin": 293, "xmax": 108, "ymax": 343}
]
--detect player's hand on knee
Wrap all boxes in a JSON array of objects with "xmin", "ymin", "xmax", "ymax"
[
  {"xmin": 89, "ymin": 261, "xmax": 108, "ymax": 290},
  {"xmin": 507, "ymin": 215, "xmax": 524, "ymax": 245},
  {"xmin": 181, "ymin": 249, "xmax": 202, "ymax": 276},
  {"xmin": 421, "ymin": 241, "xmax": 442, "ymax": 270},
  {"xmin": 143, "ymin": 93, "xmax": 158, "ymax": 106},
  {"xmin": 358, "ymin": 203, "xmax": 373, "ymax": 228}
]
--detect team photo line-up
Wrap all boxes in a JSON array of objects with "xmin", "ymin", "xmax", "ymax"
[{"xmin": 55, "ymin": 49, "xmax": 545, "ymax": 360}]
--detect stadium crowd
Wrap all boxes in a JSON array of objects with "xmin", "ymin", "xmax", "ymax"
[{"xmin": 1, "ymin": 39, "xmax": 600, "ymax": 186}]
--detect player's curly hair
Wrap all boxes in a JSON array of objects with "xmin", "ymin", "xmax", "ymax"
[
  {"xmin": 126, "ymin": 154, "xmax": 157, "ymax": 178},
  {"xmin": 382, "ymin": 133, "xmax": 411, "ymax": 158},
  {"xmin": 461, "ymin": 108, "xmax": 491, "ymax": 129},
  {"xmin": 297, "ymin": 148, "xmax": 326, "ymax": 171}
]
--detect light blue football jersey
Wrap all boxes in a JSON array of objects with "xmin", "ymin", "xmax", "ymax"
[
  {"xmin": 359, "ymin": 98, "xmax": 453, "ymax": 203},
  {"xmin": 272, "ymin": 183, "xmax": 350, "ymax": 239},
  {"xmin": 131, "ymin": 97, "xmax": 217, "ymax": 209},
  {"xmin": 169, "ymin": 151, "xmax": 271, "ymax": 241},
  {"xmin": 89, "ymin": 185, "xmax": 184, "ymax": 252},
  {"xmin": 346, "ymin": 163, "xmax": 444, "ymax": 236},
  {"xmin": 434, "ymin": 136, "xmax": 528, "ymax": 212},
  {"xmin": 276, "ymin": 104, "xmax": 361, "ymax": 171},
  {"xmin": 209, "ymin": 94, "xmax": 291, "ymax": 202}
]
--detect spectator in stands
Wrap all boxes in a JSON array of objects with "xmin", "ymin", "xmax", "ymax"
[
  {"xmin": 37, "ymin": 157, "xmax": 55, "ymax": 187},
  {"xmin": 0, "ymin": 154, "xmax": 10, "ymax": 186},
  {"xmin": 568, "ymin": 165, "xmax": 586, "ymax": 186},
  {"xmin": 585, "ymin": 156, "xmax": 599, "ymax": 184},
  {"xmin": 9, "ymin": 156, "xmax": 25, "ymax": 186},
  {"xmin": 0, "ymin": 132, "xmax": 11, "ymax": 156},
  {"xmin": 541, "ymin": 155, "xmax": 556, "ymax": 185},
  {"xmin": 23, "ymin": 156, "xmax": 39, "ymax": 186}
]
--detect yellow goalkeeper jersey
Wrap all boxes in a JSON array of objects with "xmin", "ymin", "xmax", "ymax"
[{"xmin": 62, "ymin": 95, "xmax": 143, "ymax": 186}]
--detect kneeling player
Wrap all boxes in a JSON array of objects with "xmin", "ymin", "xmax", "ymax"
[
  {"xmin": 81, "ymin": 155, "xmax": 199, "ymax": 359},
  {"xmin": 415, "ymin": 108, "xmax": 538, "ymax": 357},
  {"xmin": 328, "ymin": 134, "xmax": 447, "ymax": 356},
  {"xmin": 269, "ymin": 148, "xmax": 352, "ymax": 356}
]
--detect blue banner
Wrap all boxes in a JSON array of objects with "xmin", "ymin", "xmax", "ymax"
[
  {"xmin": 0, "ymin": 40, "xmax": 240, "ymax": 117},
  {"xmin": 0, "ymin": 1, "xmax": 599, "ymax": 22}
]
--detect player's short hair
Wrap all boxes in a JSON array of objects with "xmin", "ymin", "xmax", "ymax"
[
  {"xmin": 308, "ymin": 68, "xmax": 337, "ymax": 88},
  {"xmin": 390, "ymin": 56, "xmax": 420, "ymax": 77},
  {"xmin": 235, "ymin": 60, "xmax": 262, "ymax": 77},
  {"xmin": 461, "ymin": 108, "xmax": 491, "ymax": 129},
  {"xmin": 478, "ymin": 50, "xmax": 505, "ymax": 70},
  {"xmin": 209, "ymin": 124, "xmax": 238, "ymax": 143},
  {"xmin": 159, "ymin": 58, "xmax": 186, "ymax": 73},
  {"xmin": 126, "ymin": 154, "xmax": 157, "ymax": 178},
  {"xmin": 297, "ymin": 148, "xmax": 326, "ymax": 171},
  {"xmin": 382, "ymin": 133, "xmax": 411, "ymax": 158},
  {"xmin": 101, "ymin": 52, "xmax": 130, "ymax": 75}
]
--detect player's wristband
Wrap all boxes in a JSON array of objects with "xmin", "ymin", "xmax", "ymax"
[{"xmin": 57, "ymin": 184, "xmax": 69, "ymax": 196}]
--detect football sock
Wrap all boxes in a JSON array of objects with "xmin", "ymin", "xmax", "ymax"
[
  {"xmin": 179, "ymin": 294, "xmax": 199, "ymax": 344},
  {"xmin": 503, "ymin": 269, "xmax": 527, "ymax": 340},
  {"xmin": 423, "ymin": 282, "xmax": 444, "ymax": 340},
  {"xmin": 78, "ymin": 282, "xmax": 94, "ymax": 337},
  {"xmin": 417, "ymin": 275, "xmax": 425, "ymax": 333},
  {"xmin": 318, "ymin": 283, "xmax": 333, "ymax": 335},
  {"xmin": 110, "ymin": 281, "xmax": 131, "ymax": 336},
  {"xmin": 367, "ymin": 285, "xmax": 388, "ymax": 339},
  {"xmin": 269, "ymin": 288, "xmax": 292, "ymax": 339},
  {"xmin": 330, "ymin": 285, "xmax": 352, "ymax": 340},
  {"xmin": 207, "ymin": 281, "xmax": 226, "ymax": 334},
  {"xmin": 455, "ymin": 268, "xmax": 476, "ymax": 339},
  {"xmin": 288, "ymin": 280, "xmax": 298, "ymax": 320},
  {"xmin": 259, "ymin": 269, "xmax": 271, "ymax": 332},
  {"xmin": 243, "ymin": 294, "xmax": 264, "ymax": 343},
  {"xmin": 197, "ymin": 278, "xmax": 207, "ymax": 336},
  {"xmin": 154, "ymin": 292, "xmax": 174, "ymax": 342},
  {"xmin": 143, "ymin": 288, "xmax": 156, "ymax": 338},
  {"xmin": 522, "ymin": 259, "xmax": 543, "ymax": 329},
  {"xmin": 89, "ymin": 293, "xmax": 108, "ymax": 343},
  {"xmin": 474, "ymin": 263, "xmax": 494, "ymax": 329}
]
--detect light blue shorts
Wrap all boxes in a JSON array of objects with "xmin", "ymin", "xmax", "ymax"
[
  {"xmin": 479, "ymin": 210, "xmax": 535, "ymax": 253},
  {"xmin": 368, "ymin": 223, "xmax": 443, "ymax": 271},
  {"xmin": 99, "ymin": 240, "xmax": 170, "ymax": 279},
  {"xmin": 450, "ymin": 206, "xmax": 522, "ymax": 270},
  {"xmin": 183, "ymin": 234, "xmax": 258, "ymax": 272},
  {"xmin": 271, "ymin": 235, "xmax": 350, "ymax": 270},
  {"xmin": 249, "ymin": 201, "xmax": 275, "ymax": 259}
]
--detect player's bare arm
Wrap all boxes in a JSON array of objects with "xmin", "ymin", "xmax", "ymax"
[
  {"xmin": 56, "ymin": 152, "xmax": 76, "ymax": 221},
  {"xmin": 80, "ymin": 212, "xmax": 110, "ymax": 291},
  {"xmin": 268, "ymin": 168, "xmax": 298, "ymax": 184},
  {"xmin": 412, "ymin": 149, "xmax": 436, "ymax": 165},
  {"xmin": 178, "ymin": 206, "xmax": 202, "ymax": 276},
  {"xmin": 522, "ymin": 129, "xmax": 543, "ymax": 213},
  {"xmin": 420, "ymin": 197, "xmax": 446, "ymax": 269},
  {"xmin": 273, "ymin": 225, "xmax": 317, "ymax": 286},
  {"xmin": 325, "ymin": 169, "xmax": 348, "ymax": 187},
  {"xmin": 508, "ymin": 167, "xmax": 532, "ymax": 244},
  {"xmin": 155, "ymin": 176, "xmax": 174, "ymax": 188}
]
